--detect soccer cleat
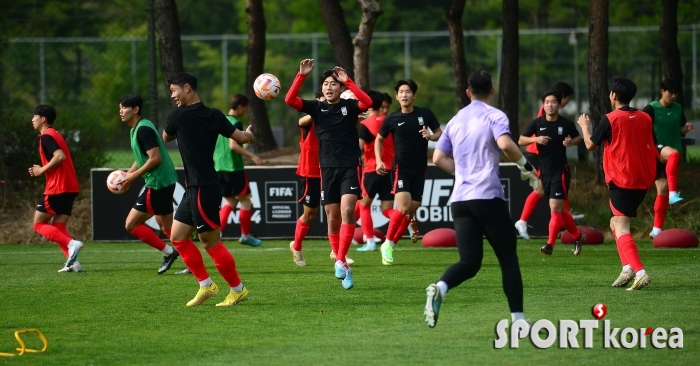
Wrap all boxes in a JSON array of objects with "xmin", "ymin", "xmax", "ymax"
[
  {"xmin": 239, "ymin": 235, "xmax": 262, "ymax": 247},
  {"xmin": 330, "ymin": 252, "xmax": 354, "ymax": 265},
  {"xmin": 612, "ymin": 268, "xmax": 635, "ymax": 287},
  {"xmin": 65, "ymin": 240, "xmax": 83, "ymax": 267},
  {"xmin": 216, "ymin": 287, "xmax": 249, "ymax": 306},
  {"xmin": 175, "ymin": 268, "xmax": 192, "ymax": 275},
  {"xmin": 669, "ymin": 192, "xmax": 684, "ymax": 205},
  {"xmin": 341, "ymin": 267, "xmax": 353, "ymax": 289},
  {"xmin": 627, "ymin": 273, "xmax": 651, "ymax": 291},
  {"xmin": 380, "ymin": 242, "xmax": 394, "ymax": 265},
  {"xmin": 186, "ymin": 282, "xmax": 219, "ymax": 307},
  {"xmin": 410, "ymin": 218, "xmax": 420, "ymax": 243},
  {"xmin": 539, "ymin": 244, "xmax": 553, "ymax": 255},
  {"xmin": 571, "ymin": 213, "xmax": 585, "ymax": 222},
  {"xmin": 334, "ymin": 260, "xmax": 346, "ymax": 279},
  {"xmin": 58, "ymin": 261, "xmax": 81, "ymax": 273},
  {"xmin": 573, "ymin": 233, "xmax": 586, "ymax": 256},
  {"xmin": 649, "ymin": 228, "xmax": 662, "ymax": 239},
  {"xmin": 356, "ymin": 242, "xmax": 376, "ymax": 251},
  {"xmin": 515, "ymin": 220, "xmax": 530, "ymax": 240},
  {"xmin": 289, "ymin": 241, "xmax": 306, "ymax": 266},
  {"xmin": 424, "ymin": 284, "xmax": 442, "ymax": 328},
  {"xmin": 158, "ymin": 249, "xmax": 180, "ymax": 274}
]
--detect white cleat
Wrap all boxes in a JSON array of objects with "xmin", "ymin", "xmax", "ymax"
[
  {"xmin": 514, "ymin": 220, "xmax": 530, "ymax": 240},
  {"xmin": 65, "ymin": 240, "xmax": 83, "ymax": 267},
  {"xmin": 649, "ymin": 228, "xmax": 662, "ymax": 239},
  {"xmin": 58, "ymin": 261, "xmax": 81, "ymax": 273},
  {"xmin": 289, "ymin": 241, "xmax": 306, "ymax": 267}
]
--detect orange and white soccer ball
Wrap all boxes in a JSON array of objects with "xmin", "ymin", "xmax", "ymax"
[
  {"xmin": 253, "ymin": 73, "xmax": 281, "ymax": 100},
  {"xmin": 106, "ymin": 170, "xmax": 127, "ymax": 194},
  {"xmin": 340, "ymin": 90, "xmax": 357, "ymax": 100}
]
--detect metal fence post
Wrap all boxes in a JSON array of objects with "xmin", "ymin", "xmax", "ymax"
[
  {"xmin": 404, "ymin": 32, "xmax": 410, "ymax": 79},
  {"xmin": 40, "ymin": 39, "xmax": 46, "ymax": 104},
  {"xmin": 693, "ymin": 23, "xmax": 697, "ymax": 111},
  {"xmin": 312, "ymin": 33, "xmax": 319, "ymax": 89},
  {"xmin": 131, "ymin": 38, "xmax": 137, "ymax": 93},
  {"xmin": 222, "ymin": 37, "xmax": 228, "ymax": 104}
]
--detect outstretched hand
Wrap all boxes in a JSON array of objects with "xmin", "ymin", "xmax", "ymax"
[
  {"xmin": 300, "ymin": 59, "xmax": 314, "ymax": 75},
  {"xmin": 333, "ymin": 66, "xmax": 348, "ymax": 83}
]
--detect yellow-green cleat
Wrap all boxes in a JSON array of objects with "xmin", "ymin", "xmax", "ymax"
[
  {"xmin": 380, "ymin": 242, "xmax": 394, "ymax": 265},
  {"xmin": 216, "ymin": 287, "xmax": 249, "ymax": 306},
  {"xmin": 186, "ymin": 282, "xmax": 219, "ymax": 307}
]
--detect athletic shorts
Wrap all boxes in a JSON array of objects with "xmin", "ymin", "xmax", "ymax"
[
  {"xmin": 524, "ymin": 152, "xmax": 540, "ymax": 172},
  {"xmin": 218, "ymin": 171, "xmax": 250, "ymax": 198},
  {"xmin": 36, "ymin": 193, "xmax": 78, "ymax": 216},
  {"xmin": 133, "ymin": 184, "xmax": 175, "ymax": 215},
  {"xmin": 174, "ymin": 186, "xmax": 222, "ymax": 233},
  {"xmin": 541, "ymin": 169, "xmax": 571, "ymax": 200},
  {"xmin": 655, "ymin": 160, "xmax": 667, "ymax": 180},
  {"xmin": 361, "ymin": 172, "xmax": 394, "ymax": 201},
  {"xmin": 608, "ymin": 182, "xmax": 647, "ymax": 218},
  {"xmin": 298, "ymin": 177, "xmax": 321, "ymax": 209},
  {"xmin": 320, "ymin": 165, "xmax": 361, "ymax": 205},
  {"xmin": 391, "ymin": 168, "xmax": 425, "ymax": 202}
]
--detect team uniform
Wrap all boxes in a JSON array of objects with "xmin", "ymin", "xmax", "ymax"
[
  {"xmin": 131, "ymin": 119, "xmax": 178, "ymax": 215},
  {"xmin": 359, "ymin": 114, "xmax": 395, "ymax": 202},
  {"xmin": 297, "ymin": 122, "xmax": 321, "ymax": 209}
]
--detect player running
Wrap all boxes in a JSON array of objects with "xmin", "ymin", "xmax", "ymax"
[
  {"xmin": 162, "ymin": 72, "xmax": 255, "ymax": 306},
  {"xmin": 118, "ymin": 94, "xmax": 180, "ymax": 274},
  {"xmin": 578, "ymin": 78, "xmax": 654, "ymax": 290},
  {"xmin": 285, "ymin": 59, "xmax": 371, "ymax": 289},
  {"xmin": 375, "ymin": 79, "xmax": 442, "ymax": 265},
  {"xmin": 215, "ymin": 94, "xmax": 264, "ymax": 246},
  {"xmin": 642, "ymin": 78, "xmax": 694, "ymax": 238},
  {"xmin": 519, "ymin": 90, "xmax": 584, "ymax": 256},
  {"xmin": 29, "ymin": 105, "xmax": 84, "ymax": 272}
]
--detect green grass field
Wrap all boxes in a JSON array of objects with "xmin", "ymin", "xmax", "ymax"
[{"xmin": 0, "ymin": 239, "xmax": 698, "ymax": 365}]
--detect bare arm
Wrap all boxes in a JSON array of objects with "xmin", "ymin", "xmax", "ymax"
[
  {"xmin": 374, "ymin": 134, "xmax": 387, "ymax": 175},
  {"xmin": 122, "ymin": 147, "xmax": 163, "ymax": 190},
  {"xmin": 577, "ymin": 114, "xmax": 598, "ymax": 151},
  {"xmin": 229, "ymin": 139, "xmax": 263, "ymax": 165},
  {"xmin": 497, "ymin": 134, "xmax": 526, "ymax": 162},
  {"xmin": 299, "ymin": 115, "xmax": 313, "ymax": 127},
  {"xmin": 230, "ymin": 125, "xmax": 255, "ymax": 145},
  {"xmin": 127, "ymin": 161, "xmax": 138, "ymax": 173},
  {"xmin": 29, "ymin": 149, "xmax": 66, "ymax": 177},
  {"xmin": 432, "ymin": 148, "xmax": 454, "ymax": 175},
  {"xmin": 420, "ymin": 126, "xmax": 442, "ymax": 142},
  {"xmin": 162, "ymin": 130, "xmax": 176, "ymax": 142}
]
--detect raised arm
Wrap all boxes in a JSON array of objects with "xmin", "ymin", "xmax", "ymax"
[{"xmin": 285, "ymin": 59, "xmax": 314, "ymax": 111}]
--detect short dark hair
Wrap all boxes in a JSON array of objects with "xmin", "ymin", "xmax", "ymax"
[
  {"xmin": 467, "ymin": 70, "xmax": 492, "ymax": 99},
  {"xmin": 119, "ymin": 94, "xmax": 143, "ymax": 115},
  {"xmin": 394, "ymin": 79, "xmax": 418, "ymax": 94},
  {"xmin": 660, "ymin": 78, "xmax": 681, "ymax": 93},
  {"xmin": 34, "ymin": 105, "xmax": 56, "ymax": 125},
  {"xmin": 230, "ymin": 94, "xmax": 249, "ymax": 110},
  {"xmin": 168, "ymin": 72, "xmax": 198, "ymax": 91},
  {"xmin": 541, "ymin": 90, "xmax": 563, "ymax": 104},
  {"xmin": 382, "ymin": 92, "xmax": 392, "ymax": 105},
  {"xmin": 367, "ymin": 90, "xmax": 384, "ymax": 110},
  {"xmin": 314, "ymin": 87, "xmax": 324, "ymax": 99},
  {"xmin": 320, "ymin": 69, "xmax": 342, "ymax": 87},
  {"xmin": 610, "ymin": 78, "xmax": 637, "ymax": 104},
  {"xmin": 551, "ymin": 82, "xmax": 574, "ymax": 98}
]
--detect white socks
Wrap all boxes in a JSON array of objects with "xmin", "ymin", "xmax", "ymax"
[
  {"xmin": 366, "ymin": 237, "xmax": 376, "ymax": 246},
  {"xmin": 511, "ymin": 312, "xmax": 525, "ymax": 322},
  {"xmin": 436, "ymin": 281, "xmax": 448, "ymax": 298},
  {"xmin": 161, "ymin": 245, "xmax": 174, "ymax": 256},
  {"xmin": 231, "ymin": 283, "xmax": 244, "ymax": 292},
  {"xmin": 636, "ymin": 269, "xmax": 646, "ymax": 278},
  {"xmin": 199, "ymin": 277, "xmax": 213, "ymax": 288},
  {"xmin": 622, "ymin": 264, "xmax": 632, "ymax": 272}
]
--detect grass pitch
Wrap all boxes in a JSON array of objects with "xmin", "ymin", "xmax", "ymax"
[{"xmin": 0, "ymin": 239, "xmax": 698, "ymax": 365}]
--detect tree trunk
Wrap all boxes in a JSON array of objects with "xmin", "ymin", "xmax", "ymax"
[
  {"xmin": 446, "ymin": 0, "xmax": 470, "ymax": 109},
  {"xmin": 318, "ymin": 0, "xmax": 354, "ymax": 78},
  {"xmin": 661, "ymin": 0, "xmax": 683, "ymax": 105},
  {"xmin": 154, "ymin": 0, "xmax": 184, "ymax": 109},
  {"xmin": 588, "ymin": 0, "xmax": 610, "ymax": 184},
  {"xmin": 497, "ymin": 0, "xmax": 519, "ymax": 138},
  {"xmin": 245, "ymin": 0, "xmax": 277, "ymax": 152},
  {"xmin": 352, "ymin": 0, "xmax": 382, "ymax": 90}
]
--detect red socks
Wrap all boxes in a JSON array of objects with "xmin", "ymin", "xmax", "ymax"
[
  {"xmin": 666, "ymin": 151, "xmax": 680, "ymax": 192},
  {"xmin": 219, "ymin": 204, "xmax": 234, "ymax": 232},
  {"xmin": 239, "ymin": 209, "xmax": 252, "ymax": 236},
  {"xmin": 130, "ymin": 224, "xmax": 166, "ymax": 251},
  {"xmin": 521, "ymin": 191, "xmax": 541, "ymax": 222},
  {"xmin": 34, "ymin": 222, "xmax": 72, "ymax": 252},
  {"xmin": 206, "ymin": 243, "xmax": 242, "ymax": 288},
  {"xmin": 51, "ymin": 222, "xmax": 71, "ymax": 257},
  {"xmin": 382, "ymin": 208, "xmax": 396, "ymax": 219},
  {"xmin": 360, "ymin": 204, "xmax": 374, "ymax": 241},
  {"xmin": 293, "ymin": 219, "xmax": 310, "ymax": 251},
  {"xmin": 337, "ymin": 223, "xmax": 355, "ymax": 264},
  {"xmin": 328, "ymin": 233, "xmax": 340, "ymax": 254},
  {"xmin": 392, "ymin": 216, "xmax": 411, "ymax": 243},
  {"xmin": 171, "ymin": 239, "xmax": 209, "ymax": 281},
  {"xmin": 547, "ymin": 212, "xmax": 563, "ymax": 245},
  {"xmin": 386, "ymin": 210, "xmax": 404, "ymax": 242},
  {"xmin": 616, "ymin": 234, "xmax": 643, "ymax": 272},
  {"xmin": 561, "ymin": 211, "xmax": 580, "ymax": 239},
  {"xmin": 354, "ymin": 201, "xmax": 361, "ymax": 223},
  {"xmin": 654, "ymin": 194, "xmax": 669, "ymax": 229}
]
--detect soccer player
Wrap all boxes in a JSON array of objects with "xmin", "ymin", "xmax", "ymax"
[
  {"xmin": 642, "ymin": 78, "xmax": 694, "ymax": 238},
  {"xmin": 357, "ymin": 90, "xmax": 396, "ymax": 252},
  {"xmin": 285, "ymin": 59, "xmax": 372, "ymax": 289},
  {"xmin": 215, "ymin": 94, "xmax": 264, "ymax": 246},
  {"xmin": 379, "ymin": 92, "xmax": 392, "ymax": 116},
  {"xmin": 578, "ymin": 78, "xmax": 654, "ymax": 290},
  {"xmin": 375, "ymin": 79, "xmax": 442, "ymax": 265},
  {"xmin": 515, "ymin": 82, "xmax": 575, "ymax": 240},
  {"xmin": 519, "ymin": 90, "xmax": 584, "ymax": 256},
  {"xmin": 162, "ymin": 72, "xmax": 255, "ymax": 306},
  {"xmin": 425, "ymin": 70, "xmax": 537, "ymax": 328},
  {"xmin": 29, "ymin": 105, "xmax": 84, "ymax": 272},
  {"xmin": 118, "ymin": 94, "xmax": 180, "ymax": 274}
]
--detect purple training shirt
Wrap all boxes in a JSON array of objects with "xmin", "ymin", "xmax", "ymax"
[{"xmin": 435, "ymin": 100, "xmax": 511, "ymax": 202}]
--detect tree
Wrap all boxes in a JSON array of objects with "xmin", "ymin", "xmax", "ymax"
[
  {"xmin": 245, "ymin": 0, "xmax": 277, "ymax": 152},
  {"xmin": 587, "ymin": 0, "xmax": 610, "ymax": 184},
  {"xmin": 445, "ymin": 0, "xmax": 470, "ymax": 108},
  {"xmin": 660, "ymin": 0, "xmax": 683, "ymax": 105},
  {"xmin": 154, "ymin": 0, "xmax": 184, "ymax": 109},
  {"xmin": 497, "ymin": 0, "xmax": 519, "ymax": 138},
  {"xmin": 352, "ymin": 0, "xmax": 382, "ymax": 90},
  {"xmin": 318, "ymin": 0, "xmax": 354, "ymax": 78}
]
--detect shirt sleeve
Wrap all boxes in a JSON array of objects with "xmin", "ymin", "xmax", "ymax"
[
  {"xmin": 426, "ymin": 109, "xmax": 440, "ymax": 131},
  {"xmin": 642, "ymin": 105, "xmax": 655, "ymax": 125},
  {"xmin": 378, "ymin": 115, "xmax": 393, "ymax": 138},
  {"xmin": 164, "ymin": 109, "xmax": 180, "ymax": 137},
  {"xmin": 567, "ymin": 119, "xmax": 580, "ymax": 139},
  {"xmin": 300, "ymin": 100, "xmax": 319, "ymax": 119},
  {"xmin": 590, "ymin": 116, "xmax": 612, "ymax": 146},
  {"xmin": 217, "ymin": 111, "xmax": 236, "ymax": 138},
  {"xmin": 521, "ymin": 119, "xmax": 538, "ymax": 137},
  {"xmin": 434, "ymin": 119, "xmax": 452, "ymax": 155},
  {"xmin": 358, "ymin": 124, "xmax": 375, "ymax": 143},
  {"xmin": 136, "ymin": 125, "xmax": 160, "ymax": 152},
  {"xmin": 491, "ymin": 110, "xmax": 511, "ymax": 141},
  {"xmin": 40, "ymin": 135, "xmax": 61, "ymax": 161}
]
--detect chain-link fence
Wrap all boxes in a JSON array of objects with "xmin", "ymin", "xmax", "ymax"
[{"xmin": 2, "ymin": 26, "xmax": 699, "ymax": 170}]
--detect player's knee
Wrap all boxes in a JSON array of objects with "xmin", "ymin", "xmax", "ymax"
[
  {"xmin": 125, "ymin": 221, "xmax": 138, "ymax": 232},
  {"xmin": 301, "ymin": 208, "xmax": 317, "ymax": 223},
  {"xmin": 32, "ymin": 222, "xmax": 43, "ymax": 233}
]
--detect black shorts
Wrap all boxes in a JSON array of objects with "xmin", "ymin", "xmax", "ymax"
[
  {"xmin": 298, "ymin": 177, "xmax": 321, "ymax": 209},
  {"xmin": 36, "ymin": 193, "xmax": 78, "ymax": 216},
  {"xmin": 218, "ymin": 171, "xmax": 250, "ymax": 198},
  {"xmin": 134, "ymin": 184, "xmax": 175, "ymax": 215},
  {"xmin": 542, "ymin": 169, "xmax": 571, "ymax": 200},
  {"xmin": 524, "ymin": 152, "xmax": 540, "ymax": 171},
  {"xmin": 361, "ymin": 172, "xmax": 394, "ymax": 201},
  {"xmin": 321, "ymin": 165, "xmax": 361, "ymax": 205},
  {"xmin": 608, "ymin": 182, "xmax": 647, "ymax": 218},
  {"xmin": 655, "ymin": 160, "xmax": 667, "ymax": 180},
  {"xmin": 174, "ymin": 186, "xmax": 222, "ymax": 233},
  {"xmin": 391, "ymin": 167, "xmax": 425, "ymax": 202}
]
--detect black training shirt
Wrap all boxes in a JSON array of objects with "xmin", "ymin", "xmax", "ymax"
[
  {"xmin": 301, "ymin": 98, "xmax": 362, "ymax": 168},
  {"xmin": 379, "ymin": 106, "xmax": 440, "ymax": 173},
  {"xmin": 521, "ymin": 115, "xmax": 579, "ymax": 175},
  {"xmin": 135, "ymin": 124, "xmax": 160, "ymax": 157}
]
